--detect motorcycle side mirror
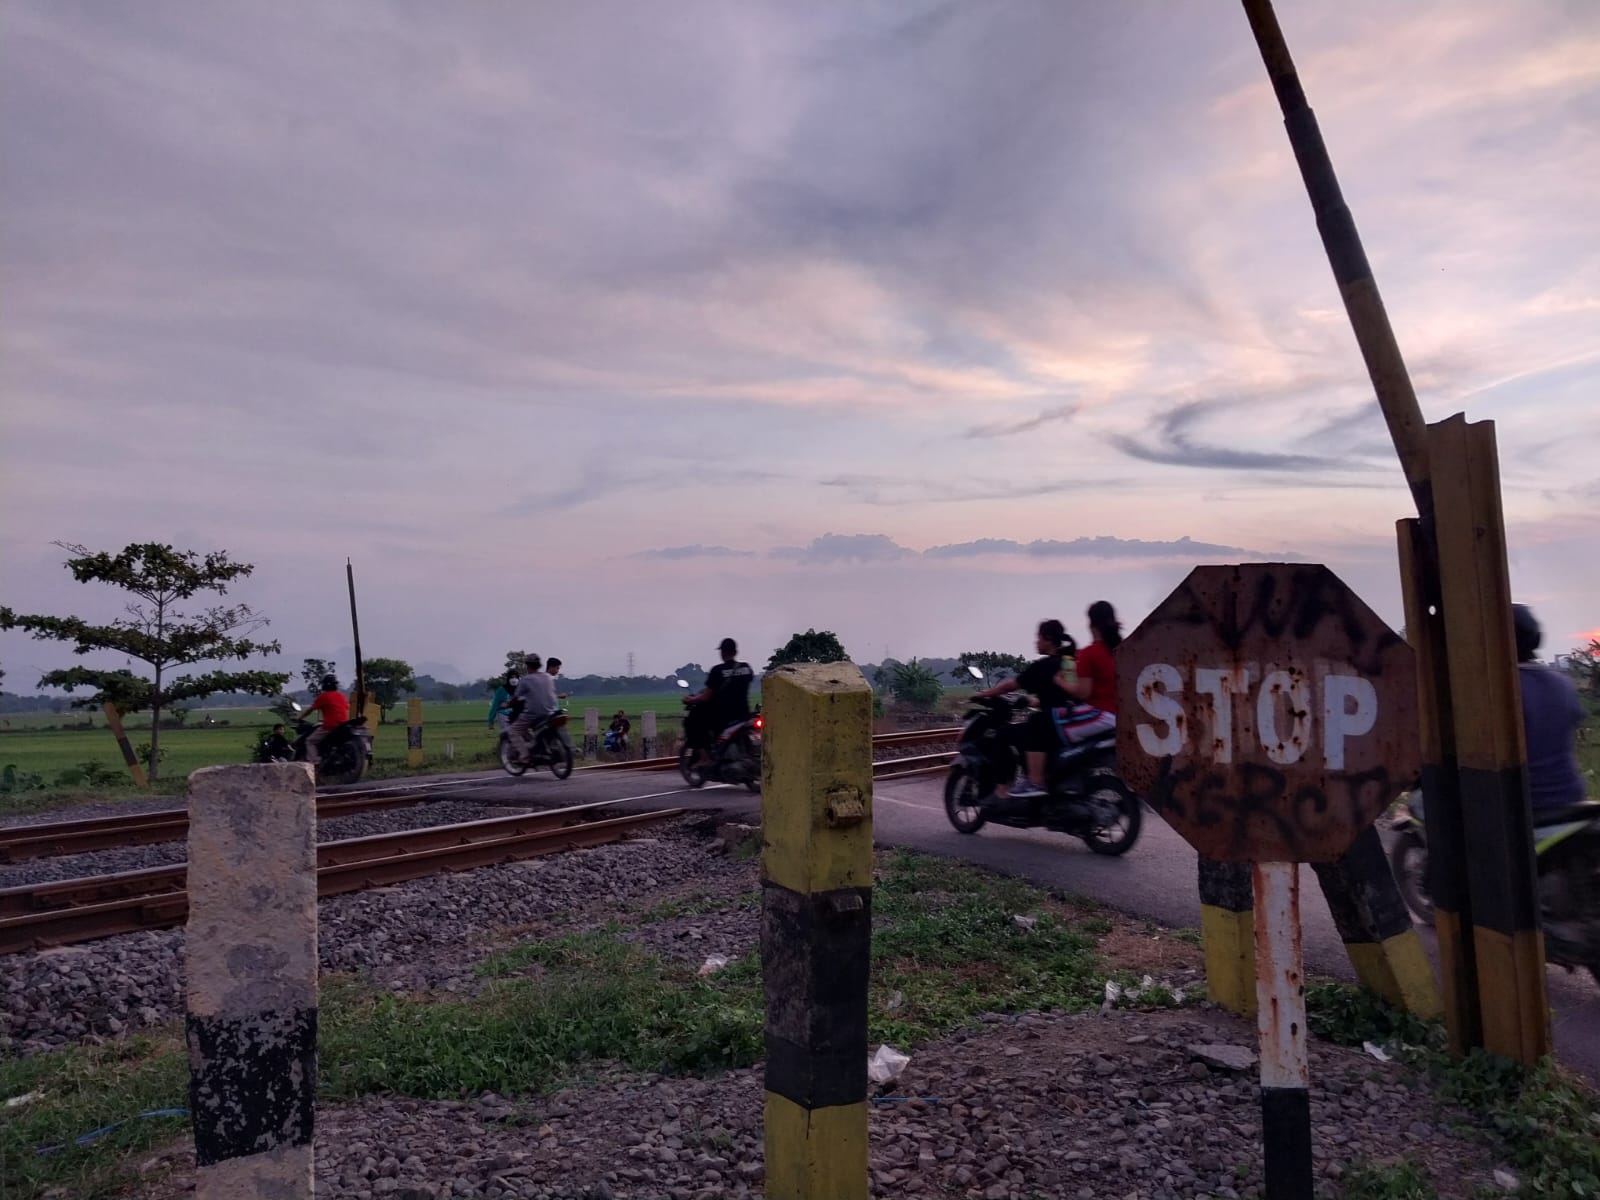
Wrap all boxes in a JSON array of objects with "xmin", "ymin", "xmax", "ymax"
[
  {"xmin": 967, "ymin": 666, "xmax": 984, "ymax": 681},
  {"xmin": 676, "ymin": 679, "xmax": 690, "ymax": 689},
  {"xmin": 286, "ymin": 699, "xmax": 304, "ymax": 714}
]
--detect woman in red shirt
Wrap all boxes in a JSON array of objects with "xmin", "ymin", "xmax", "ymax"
[{"xmin": 1066, "ymin": 600, "xmax": 1121, "ymax": 714}]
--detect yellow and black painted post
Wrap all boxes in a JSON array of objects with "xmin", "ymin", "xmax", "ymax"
[
  {"xmin": 1310, "ymin": 826, "xmax": 1440, "ymax": 1017},
  {"xmin": 1397, "ymin": 519, "xmax": 1480, "ymax": 1054},
  {"xmin": 406, "ymin": 698, "xmax": 423, "ymax": 769},
  {"xmin": 103, "ymin": 702, "xmax": 149, "ymax": 788},
  {"xmin": 1199, "ymin": 857, "xmax": 1255, "ymax": 1017},
  {"xmin": 1429, "ymin": 415, "xmax": 1549, "ymax": 1063},
  {"xmin": 760, "ymin": 662, "xmax": 873, "ymax": 1200}
]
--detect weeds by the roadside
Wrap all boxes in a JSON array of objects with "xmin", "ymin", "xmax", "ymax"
[
  {"xmin": 0, "ymin": 1032, "xmax": 188, "ymax": 1200},
  {"xmin": 1305, "ymin": 982, "xmax": 1442, "ymax": 1050},
  {"xmin": 1342, "ymin": 1156, "xmax": 1439, "ymax": 1200}
]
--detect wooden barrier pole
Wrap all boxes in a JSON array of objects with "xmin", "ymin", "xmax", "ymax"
[
  {"xmin": 1254, "ymin": 861, "xmax": 1312, "ymax": 1200},
  {"xmin": 761, "ymin": 663, "xmax": 873, "ymax": 1200},
  {"xmin": 102, "ymin": 702, "xmax": 149, "ymax": 788},
  {"xmin": 1429, "ymin": 416, "xmax": 1549, "ymax": 1063},
  {"xmin": 186, "ymin": 763, "xmax": 317, "ymax": 1199},
  {"xmin": 1199, "ymin": 857, "xmax": 1255, "ymax": 1016},
  {"xmin": 406, "ymin": 697, "xmax": 424, "ymax": 769}
]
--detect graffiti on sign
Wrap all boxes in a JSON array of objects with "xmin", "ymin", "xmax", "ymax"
[{"xmin": 1116, "ymin": 564, "xmax": 1419, "ymax": 864}]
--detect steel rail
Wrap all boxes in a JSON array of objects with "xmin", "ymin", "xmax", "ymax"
[{"xmin": 1, "ymin": 806, "xmax": 680, "ymax": 954}]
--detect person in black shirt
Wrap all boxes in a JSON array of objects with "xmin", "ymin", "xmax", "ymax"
[
  {"xmin": 262, "ymin": 723, "xmax": 294, "ymax": 763},
  {"xmin": 682, "ymin": 637, "xmax": 755, "ymax": 767},
  {"xmin": 973, "ymin": 619, "xmax": 1078, "ymax": 800}
]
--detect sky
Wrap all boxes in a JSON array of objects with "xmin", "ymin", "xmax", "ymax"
[{"xmin": 2, "ymin": 1, "xmax": 1597, "ymax": 688}]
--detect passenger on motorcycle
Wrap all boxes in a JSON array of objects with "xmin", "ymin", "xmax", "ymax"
[
  {"xmin": 682, "ymin": 638, "xmax": 754, "ymax": 768},
  {"xmin": 1063, "ymin": 600, "xmax": 1121, "ymax": 715},
  {"xmin": 508, "ymin": 654, "xmax": 565, "ymax": 764},
  {"xmin": 973, "ymin": 619, "xmax": 1081, "ymax": 800},
  {"xmin": 305, "ymin": 674, "xmax": 349, "ymax": 767},
  {"xmin": 1515, "ymin": 604, "xmax": 1588, "ymax": 811},
  {"xmin": 487, "ymin": 670, "xmax": 518, "ymax": 733}
]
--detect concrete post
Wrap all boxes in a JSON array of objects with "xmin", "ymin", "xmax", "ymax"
[
  {"xmin": 760, "ymin": 662, "xmax": 873, "ymax": 1200},
  {"xmin": 186, "ymin": 764, "xmax": 318, "ymax": 1199},
  {"xmin": 641, "ymin": 710, "xmax": 657, "ymax": 759},
  {"xmin": 583, "ymin": 707, "xmax": 599, "ymax": 758}
]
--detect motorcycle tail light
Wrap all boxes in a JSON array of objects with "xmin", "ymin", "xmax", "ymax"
[{"xmin": 754, "ymin": 717, "xmax": 764, "ymax": 730}]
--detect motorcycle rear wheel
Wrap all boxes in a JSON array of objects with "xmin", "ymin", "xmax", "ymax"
[
  {"xmin": 1389, "ymin": 831, "xmax": 1434, "ymax": 926},
  {"xmin": 498, "ymin": 735, "xmax": 529, "ymax": 777},
  {"xmin": 679, "ymin": 746, "xmax": 706, "ymax": 789},
  {"xmin": 944, "ymin": 766, "xmax": 987, "ymax": 834},
  {"xmin": 1081, "ymin": 769, "xmax": 1141, "ymax": 856},
  {"xmin": 320, "ymin": 742, "xmax": 365, "ymax": 787}
]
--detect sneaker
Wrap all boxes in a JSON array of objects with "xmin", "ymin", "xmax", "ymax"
[{"xmin": 1009, "ymin": 778, "xmax": 1045, "ymax": 798}]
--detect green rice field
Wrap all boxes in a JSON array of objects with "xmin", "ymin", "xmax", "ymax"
[{"xmin": 0, "ymin": 692, "xmax": 702, "ymax": 802}]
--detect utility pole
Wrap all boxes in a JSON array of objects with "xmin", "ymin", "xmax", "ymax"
[{"xmin": 626, "ymin": 651, "xmax": 635, "ymax": 676}]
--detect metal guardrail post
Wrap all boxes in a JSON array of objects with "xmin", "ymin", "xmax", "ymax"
[
  {"xmin": 760, "ymin": 663, "xmax": 873, "ymax": 1200},
  {"xmin": 185, "ymin": 763, "xmax": 318, "ymax": 1199},
  {"xmin": 1199, "ymin": 857, "xmax": 1256, "ymax": 1016}
]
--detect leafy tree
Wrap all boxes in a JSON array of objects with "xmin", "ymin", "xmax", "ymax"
[
  {"xmin": 673, "ymin": 662, "xmax": 708, "ymax": 690},
  {"xmin": 1567, "ymin": 640, "xmax": 1600, "ymax": 697},
  {"xmin": 2, "ymin": 542, "xmax": 288, "ymax": 780},
  {"xmin": 301, "ymin": 657, "xmax": 337, "ymax": 693},
  {"xmin": 957, "ymin": 650, "xmax": 1029, "ymax": 687},
  {"xmin": 767, "ymin": 629, "xmax": 849, "ymax": 671},
  {"xmin": 890, "ymin": 658, "xmax": 944, "ymax": 710},
  {"xmin": 504, "ymin": 649, "xmax": 533, "ymax": 676},
  {"xmin": 363, "ymin": 657, "xmax": 418, "ymax": 722}
]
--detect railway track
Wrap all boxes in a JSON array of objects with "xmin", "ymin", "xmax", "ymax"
[
  {"xmin": 0, "ymin": 800, "xmax": 680, "ymax": 954},
  {"xmin": 0, "ymin": 727, "xmax": 960, "ymax": 862}
]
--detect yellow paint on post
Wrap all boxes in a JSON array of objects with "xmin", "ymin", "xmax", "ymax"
[
  {"xmin": 1346, "ymin": 931, "xmax": 1442, "ymax": 1019},
  {"xmin": 406, "ymin": 697, "xmax": 423, "ymax": 769},
  {"xmin": 102, "ymin": 703, "xmax": 149, "ymax": 788},
  {"xmin": 760, "ymin": 663, "xmax": 874, "ymax": 897},
  {"xmin": 763, "ymin": 1094, "xmax": 868, "ymax": 1200},
  {"xmin": 1200, "ymin": 905, "xmax": 1257, "ymax": 1018}
]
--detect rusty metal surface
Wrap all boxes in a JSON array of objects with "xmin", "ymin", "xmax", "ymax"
[
  {"xmin": 1116, "ymin": 563, "xmax": 1419, "ymax": 863},
  {"xmin": 1253, "ymin": 861, "xmax": 1309, "ymax": 1090}
]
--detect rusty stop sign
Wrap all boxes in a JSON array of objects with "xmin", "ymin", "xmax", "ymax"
[{"xmin": 1116, "ymin": 563, "xmax": 1419, "ymax": 864}]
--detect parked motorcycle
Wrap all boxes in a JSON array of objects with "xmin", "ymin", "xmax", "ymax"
[
  {"xmin": 1390, "ymin": 787, "xmax": 1600, "ymax": 982},
  {"xmin": 498, "ymin": 707, "xmax": 575, "ymax": 779},
  {"xmin": 677, "ymin": 679, "xmax": 762, "ymax": 791},
  {"xmin": 285, "ymin": 702, "xmax": 371, "ymax": 786},
  {"xmin": 943, "ymin": 677, "xmax": 1141, "ymax": 855}
]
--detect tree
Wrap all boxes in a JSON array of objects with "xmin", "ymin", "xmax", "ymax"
[
  {"xmin": 504, "ymin": 649, "xmax": 533, "ymax": 676},
  {"xmin": 890, "ymin": 659, "xmax": 944, "ymax": 710},
  {"xmin": 361, "ymin": 657, "xmax": 417, "ymax": 722},
  {"xmin": 767, "ymin": 629, "xmax": 849, "ymax": 671},
  {"xmin": 3, "ymin": 543, "xmax": 288, "ymax": 780},
  {"xmin": 956, "ymin": 650, "xmax": 1029, "ymax": 687},
  {"xmin": 673, "ymin": 662, "xmax": 708, "ymax": 690},
  {"xmin": 1567, "ymin": 640, "xmax": 1600, "ymax": 697},
  {"xmin": 301, "ymin": 657, "xmax": 337, "ymax": 694}
]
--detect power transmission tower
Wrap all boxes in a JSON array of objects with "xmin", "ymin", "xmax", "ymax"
[{"xmin": 626, "ymin": 651, "xmax": 635, "ymax": 676}]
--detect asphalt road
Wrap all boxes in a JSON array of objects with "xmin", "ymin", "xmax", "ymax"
[{"xmin": 410, "ymin": 764, "xmax": 1600, "ymax": 1082}]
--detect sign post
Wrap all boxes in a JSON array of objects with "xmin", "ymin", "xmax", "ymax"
[{"xmin": 1118, "ymin": 563, "xmax": 1419, "ymax": 1199}]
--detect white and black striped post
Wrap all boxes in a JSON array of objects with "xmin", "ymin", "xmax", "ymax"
[
  {"xmin": 641, "ymin": 710, "xmax": 657, "ymax": 759},
  {"xmin": 186, "ymin": 763, "xmax": 318, "ymax": 1199},
  {"xmin": 1253, "ymin": 861, "xmax": 1312, "ymax": 1200},
  {"xmin": 583, "ymin": 708, "xmax": 600, "ymax": 758}
]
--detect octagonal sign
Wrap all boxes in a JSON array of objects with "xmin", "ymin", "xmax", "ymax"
[{"xmin": 1116, "ymin": 563, "xmax": 1419, "ymax": 863}]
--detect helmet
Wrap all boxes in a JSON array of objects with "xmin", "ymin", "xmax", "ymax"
[
  {"xmin": 321, "ymin": 674, "xmax": 338, "ymax": 692},
  {"xmin": 1512, "ymin": 604, "xmax": 1541, "ymax": 663}
]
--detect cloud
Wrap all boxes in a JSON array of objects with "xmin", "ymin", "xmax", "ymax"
[
  {"xmin": 770, "ymin": 533, "xmax": 916, "ymax": 563},
  {"xmin": 963, "ymin": 402, "xmax": 1078, "ymax": 439},
  {"xmin": 923, "ymin": 534, "xmax": 1286, "ymax": 560},
  {"xmin": 632, "ymin": 544, "xmax": 756, "ymax": 560}
]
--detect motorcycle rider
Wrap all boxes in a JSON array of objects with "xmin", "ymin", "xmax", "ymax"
[
  {"xmin": 508, "ymin": 654, "xmax": 565, "ymax": 764},
  {"xmin": 682, "ymin": 638, "xmax": 754, "ymax": 769},
  {"xmin": 487, "ymin": 670, "xmax": 518, "ymax": 733},
  {"xmin": 1515, "ymin": 604, "xmax": 1587, "ymax": 812},
  {"xmin": 305, "ymin": 674, "xmax": 349, "ymax": 767},
  {"xmin": 974, "ymin": 619, "xmax": 1078, "ymax": 800}
]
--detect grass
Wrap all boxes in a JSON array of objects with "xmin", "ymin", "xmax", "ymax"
[
  {"xmin": 0, "ymin": 693, "xmax": 692, "ymax": 815},
  {"xmin": 1342, "ymin": 1157, "xmax": 1439, "ymax": 1200}
]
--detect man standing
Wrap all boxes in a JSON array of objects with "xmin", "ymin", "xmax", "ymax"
[{"xmin": 682, "ymin": 638, "xmax": 754, "ymax": 767}]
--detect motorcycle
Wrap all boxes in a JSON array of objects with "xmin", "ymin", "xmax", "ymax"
[
  {"xmin": 943, "ymin": 675, "xmax": 1141, "ymax": 856},
  {"xmin": 677, "ymin": 678, "xmax": 762, "ymax": 792},
  {"xmin": 498, "ymin": 705, "xmax": 575, "ymax": 779},
  {"xmin": 1390, "ymin": 786, "xmax": 1600, "ymax": 982},
  {"xmin": 284, "ymin": 702, "xmax": 372, "ymax": 786}
]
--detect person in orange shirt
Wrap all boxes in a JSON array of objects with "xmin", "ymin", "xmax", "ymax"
[
  {"xmin": 305, "ymin": 673, "xmax": 350, "ymax": 766},
  {"xmin": 1065, "ymin": 600, "xmax": 1121, "ymax": 715}
]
